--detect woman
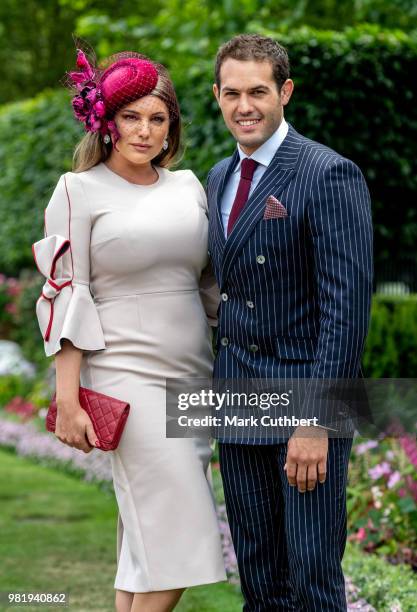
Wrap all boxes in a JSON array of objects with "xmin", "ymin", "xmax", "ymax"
[{"xmin": 32, "ymin": 47, "xmax": 226, "ymax": 612}]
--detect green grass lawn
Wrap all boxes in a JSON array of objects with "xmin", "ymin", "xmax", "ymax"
[{"xmin": 0, "ymin": 448, "xmax": 242, "ymax": 611}]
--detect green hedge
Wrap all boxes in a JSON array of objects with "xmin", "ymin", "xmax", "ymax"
[
  {"xmin": 362, "ymin": 294, "xmax": 417, "ymax": 377},
  {"xmin": 278, "ymin": 26, "xmax": 417, "ymax": 273},
  {"xmin": 1, "ymin": 25, "xmax": 417, "ymax": 275},
  {"xmin": 0, "ymin": 91, "xmax": 83, "ymax": 275}
]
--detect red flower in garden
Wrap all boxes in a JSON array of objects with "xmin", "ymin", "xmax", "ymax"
[{"xmin": 5, "ymin": 397, "xmax": 37, "ymax": 421}]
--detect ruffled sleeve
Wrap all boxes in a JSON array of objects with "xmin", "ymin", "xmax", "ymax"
[{"xmin": 32, "ymin": 173, "xmax": 106, "ymax": 357}]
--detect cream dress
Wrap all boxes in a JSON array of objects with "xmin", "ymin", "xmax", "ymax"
[{"xmin": 32, "ymin": 162, "xmax": 226, "ymax": 592}]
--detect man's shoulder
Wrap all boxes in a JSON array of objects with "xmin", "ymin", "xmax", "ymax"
[
  {"xmin": 294, "ymin": 128, "xmax": 358, "ymax": 174},
  {"xmin": 297, "ymin": 130, "xmax": 344, "ymax": 165},
  {"xmin": 292, "ymin": 128, "xmax": 368, "ymax": 198}
]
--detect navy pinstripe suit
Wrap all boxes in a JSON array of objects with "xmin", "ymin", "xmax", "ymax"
[{"xmin": 207, "ymin": 124, "xmax": 373, "ymax": 610}]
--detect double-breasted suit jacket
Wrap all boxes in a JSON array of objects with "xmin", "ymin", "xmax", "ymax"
[{"xmin": 207, "ymin": 123, "xmax": 373, "ymax": 443}]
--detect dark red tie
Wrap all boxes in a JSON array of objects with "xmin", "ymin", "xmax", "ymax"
[{"xmin": 227, "ymin": 158, "xmax": 258, "ymax": 236}]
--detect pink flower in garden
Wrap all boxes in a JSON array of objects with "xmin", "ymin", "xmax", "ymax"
[
  {"xmin": 6, "ymin": 278, "xmax": 21, "ymax": 296},
  {"xmin": 387, "ymin": 471, "xmax": 401, "ymax": 489},
  {"xmin": 355, "ymin": 440, "xmax": 378, "ymax": 455},
  {"xmin": 356, "ymin": 527, "xmax": 367, "ymax": 542},
  {"xmin": 5, "ymin": 302, "xmax": 17, "ymax": 315},
  {"xmin": 400, "ymin": 436, "xmax": 417, "ymax": 469},
  {"xmin": 368, "ymin": 461, "xmax": 391, "ymax": 480}
]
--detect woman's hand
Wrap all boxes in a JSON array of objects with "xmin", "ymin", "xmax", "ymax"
[
  {"xmin": 55, "ymin": 400, "xmax": 99, "ymax": 453},
  {"xmin": 53, "ymin": 340, "xmax": 98, "ymax": 453}
]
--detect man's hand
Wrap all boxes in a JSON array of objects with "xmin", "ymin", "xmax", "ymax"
[{"xmin": 284, "ymin": 426, "xmax": 328, "ymax": 493}]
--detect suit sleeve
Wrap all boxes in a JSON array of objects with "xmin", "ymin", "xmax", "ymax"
[
  {"xmin": 189, "ymin": 171, "xmax": 221, "ymax": 327},
  {"xmin": 303, "ymin": 158, "xmax": 373, "ymax": 426},
  {"xmin": 199, "ymin": 259, "xmax": 220, "ymax": 327},
  {"xmin": 32, "ymin": 173, "xmax": 106, "ymax": 357}
]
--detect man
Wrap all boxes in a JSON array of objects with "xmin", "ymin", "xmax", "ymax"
[{"xmin": 207, "ymin": 34, "xmax": 373, "ymax": 610}]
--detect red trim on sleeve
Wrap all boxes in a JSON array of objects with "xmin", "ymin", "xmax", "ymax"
[
  {"xmin": 63, "ymin": 175, "xmax": 74, "ymax": 281},
  {"xmin": 50, "ymin": 241, "xmax": 71, "ymax": 279},
  {"xmin": 43, "ymin": 297, "xmax": 54, "ymax": 342}
]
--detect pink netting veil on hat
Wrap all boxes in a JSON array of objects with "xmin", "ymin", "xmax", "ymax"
[{"xmin": 63, "ymin": 40, "xmax": 180, "ymax": 145}]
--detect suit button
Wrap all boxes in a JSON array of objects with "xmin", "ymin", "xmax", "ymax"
[
  {"xmin": 221, "ymin": 293, "xmax": 228, "ymax": 301},
  {"xmin": 249, "ymin": 344, "xmax": 259, "ymax": 352},
  {"xmin": 220, "ymin": 337, "xmax": 229, "ymax": 347},
  {"xmin": 256, "ymin": 255, "xmax": 265, "ymax": 264},
  {"xmin": 208, "ymin": 250, "xmax": 211, "ymax": 257},
  {"xmin": 246, "ymin": 300, "xmax": 254, "ymax": 309}
]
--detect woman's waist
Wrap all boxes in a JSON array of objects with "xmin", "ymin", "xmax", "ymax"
[{"xmin": 93, "ymin": 287, "xmax": 200, "ymax": 302}]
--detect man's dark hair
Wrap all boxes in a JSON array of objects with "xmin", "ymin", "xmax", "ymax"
[{"xmin": 215, "ymin": 34, "xmax": 290, "ymax": 91}]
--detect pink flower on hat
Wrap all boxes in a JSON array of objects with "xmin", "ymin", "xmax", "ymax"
[
  {"xmin": 66, "ymin": 46, "xmax": 160, "ymax": 142},
  {"xmin": 76, "ymin": 50, "xmax": 94, "ymax": 77},
  {"xmin": 68, "ymin": 51, "xmax": 94, "ymax": 89}
]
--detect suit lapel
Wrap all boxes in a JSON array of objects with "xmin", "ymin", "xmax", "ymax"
[
  {"xmin": 212, "ymin": 149, "xmax": 239, "ymax": 253},
  {"xmin": 209, "ymin": 150, "xmax": 239, "ymax": 262},
  {"xmin": 221, "ymin": 124, "xmax": 302, "ymax": 285}
]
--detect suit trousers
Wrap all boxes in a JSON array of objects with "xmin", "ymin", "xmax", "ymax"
[{"xmin": 219, "ymin": 438, "xmax": 353, "ymax": 611}]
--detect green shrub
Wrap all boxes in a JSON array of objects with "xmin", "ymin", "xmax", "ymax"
[
  {"xmin": 0, "ymin": 269, "xmax": 48, "ymax": 370},
  {"xmin": 0, "ymin": 90, "xmax": 83, "ymax": 275},
  {"xmin": 363, "ymin": 294, "xmax": 417, "ymax": 377},
  {"xmin": 9, "ymin": 269, "xmax": 48, "ymax": 370},
  {"xmin": 0, "ymin": 274, "xmax": 16, "ymax": 337},
  {"xmin": 0, "ymin": 375, "xmax": 34, "ymax": 408}
]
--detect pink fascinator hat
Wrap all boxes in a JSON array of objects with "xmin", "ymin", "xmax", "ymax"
[{"xmin": 64, "ymin": 39, "xmax": 179, "ymax": 145}]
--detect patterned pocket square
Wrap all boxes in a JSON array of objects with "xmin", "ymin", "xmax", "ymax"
[{"xmin": 263, "ymin": 195, "xmax": 288, "ymax": 219}]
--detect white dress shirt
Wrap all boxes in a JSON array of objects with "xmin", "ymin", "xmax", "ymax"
[{"xmin": 221, "ymin": 118, "xmax": 289, "ymax": 236}]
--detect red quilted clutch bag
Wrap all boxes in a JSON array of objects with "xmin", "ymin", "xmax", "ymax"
[{"xmin": 46, "ymin": 387, "xmax": 130, "ymax": 451}]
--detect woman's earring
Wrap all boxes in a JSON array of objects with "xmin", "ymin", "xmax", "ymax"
[
  {"xmin": 103, "ymin": 134, "xmax": 111, "ymax": 144},
  {"xmin": 162, "ymin": 138, "xmax": 169, "ymax": 151}
]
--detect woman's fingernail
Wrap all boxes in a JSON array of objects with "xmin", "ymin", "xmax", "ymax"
[{"xmin": 95, "ymin": 440, "xmax": 100, "ymax": 447}]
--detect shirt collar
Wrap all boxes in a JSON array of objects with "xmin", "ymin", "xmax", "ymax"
[{"xmin": 234, "ymin": 117, "xmax": 289, "ymax": 173}]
